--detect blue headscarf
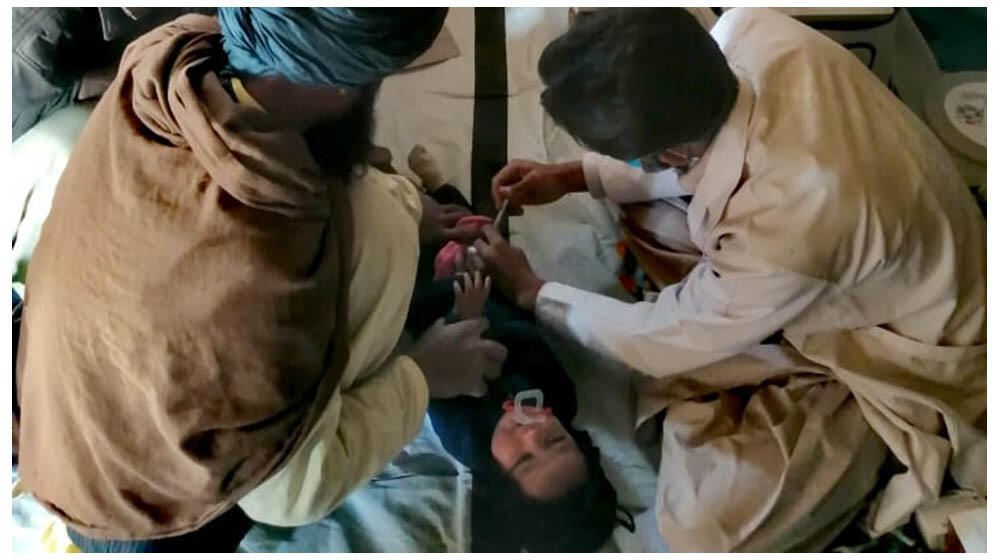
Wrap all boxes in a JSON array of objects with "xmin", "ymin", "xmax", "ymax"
[{"xmin": 218, "ymin": 8, "xmax": 447, "ymax": 87}]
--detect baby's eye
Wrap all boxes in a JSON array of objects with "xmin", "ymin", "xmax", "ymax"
[{"xmin": 545, "ymin": 434, "xmax": 566, "ymax": 447}]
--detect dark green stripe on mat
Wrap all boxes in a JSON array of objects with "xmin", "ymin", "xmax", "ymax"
[{"xmin": 471, "ymin": 7, "xmax": 508, "ymax": 218}]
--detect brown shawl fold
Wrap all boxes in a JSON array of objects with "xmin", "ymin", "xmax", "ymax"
[{"xmin": 16, "ymin": 15, "xmax": 353, "ymax": 539}]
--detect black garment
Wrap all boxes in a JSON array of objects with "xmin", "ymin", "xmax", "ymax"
[
  {"xmin": 13, "ymin": 290, "xmax": 22, "ymax": 466},
  {"xmin": 12, "ymin": 289, "xmax": 22, "ymax": 421}
]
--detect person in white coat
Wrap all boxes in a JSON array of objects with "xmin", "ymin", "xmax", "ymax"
[{"xmin": 475, "ymin": 7, "xmax": 985, "ymax": 552}]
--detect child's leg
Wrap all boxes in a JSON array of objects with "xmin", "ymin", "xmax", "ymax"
[
  {"xmin": 408, "ymin": 144, "xmax": 475, "ymax": 284},
  {"xmin": 408, "ymin": 144, "xmax": 473, "ymax": 210},
  {"xmin": 408, "ymin": 145, "xmax": 446, "ymax": 191}
]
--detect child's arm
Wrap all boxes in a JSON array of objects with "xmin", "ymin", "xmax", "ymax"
[{"xmin": 453, "ymin": 270, "xmax": 491, "ymax": 320}]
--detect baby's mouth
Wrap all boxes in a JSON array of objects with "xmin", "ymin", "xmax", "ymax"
[{"xmin": 501, "ymin": 399, "xmax": 552, "ymax": 416}]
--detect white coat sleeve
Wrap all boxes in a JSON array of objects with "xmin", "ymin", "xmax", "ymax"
[
  {"xmin": 582, "ymin": 151, "xmax": 689, "ymax": 204},
  {"xmin": 535, "ymin": 248, "xmax": 828, "ymax": 378}
]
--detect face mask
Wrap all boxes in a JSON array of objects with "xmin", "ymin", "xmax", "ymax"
[{"xmin": 637, "ymin": 147, "xmax": 700, "ymax": 174}]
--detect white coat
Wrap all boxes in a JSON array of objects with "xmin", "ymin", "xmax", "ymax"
[{"xmin": 535, "ymin": 8, "xmax": 986, "ymax": 552}]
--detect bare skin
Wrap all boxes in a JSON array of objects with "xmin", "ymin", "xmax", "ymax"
[{"xmin": 491, "ymin": 406, "xmax": 587, "ymax": 500}]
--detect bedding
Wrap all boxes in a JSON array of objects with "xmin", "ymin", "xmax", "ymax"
[{"xmin": 10, "ymin": 102, "xmax": 93, "ymax": 285}]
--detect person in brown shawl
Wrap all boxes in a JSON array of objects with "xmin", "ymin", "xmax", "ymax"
[{"xmin": 15, "ymin": 8, "xmax": 507, "ymax": 552}]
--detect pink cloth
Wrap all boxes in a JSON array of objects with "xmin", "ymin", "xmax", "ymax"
[{"xmin": 433, "ymin": 215, "xmax": 492, "ymax": 280}]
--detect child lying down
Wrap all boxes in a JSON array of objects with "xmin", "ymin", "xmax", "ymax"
[{"xmin": 401, "ymin": 149, "xmax": 631, "ymax": 551}]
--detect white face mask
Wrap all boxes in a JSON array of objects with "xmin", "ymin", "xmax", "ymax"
[{"xmin": 637, "ymin": 147, "xmax": 700, "ymax": 174}]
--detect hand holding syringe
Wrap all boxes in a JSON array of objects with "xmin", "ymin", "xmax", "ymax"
[{"xmin": 457, "ymin": 199, "xmax": 509, "ymax": 273}]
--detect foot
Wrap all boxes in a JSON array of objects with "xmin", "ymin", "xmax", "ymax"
[
  {"xmin": 408, "ymin": 144, "xmax": 446, "ymax": 191},
  {"xmin": 368, "ymin": 146, "xmax": 396, "ymax": 174}
]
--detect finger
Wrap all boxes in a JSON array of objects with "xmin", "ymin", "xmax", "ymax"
[
  {"xmin": 441, "ymin": 203, "xmax": 471, "ymax": 213},
  {"xmin": 492, "ymin": 161, "xmax": 528, "ymax": 189},
  {"xmin": 491, "ymin": 181, "xmax": 505, "ymax": 210},
  {"xmin": 504, "ymin": 180, "xmax": 527, "ymax": 208},
  {"xmin": 471, "ymin": 253, "xmax": 485, "ymax": 272},
  {"xmin": 454, "ymin": 316, "xmax": 490, "ymax": 337},
  {"xmin": 471, "ymin": 240, "xmax": 491, "ymax": 270},
  {"xmin": 469, "ymin": 377, "xmax": 489, "ymax": 398},
  {"xmin": 473, "ymin": 269, "xmax": 482, "ymax": 288},
  {"xmin": 498, "ymin": 180, "xmax": 528, "ymax": 208},
  {"xmin": 473, "ymin": 239, "xmax": 493, "ymax": 263},
  {"xmin": 454, "ymin": 248, "xmax": 467, "ymax": 274},
  {"xmin": 438, "ymin": 214, "xmax": 464, "ymax": 229},
  {"xmin": 478, "ymin": 340, "xmax": 509, "ymax": 365},
  {"xmin": 480, "ymin": 224, "xmax": 505, "ymax": 245},
  {"xmin": 492, "ymin": 163, "xmax": 528, "ymax": 208},
  {"xmin": 442, "ymin": 225, "xmax": 481, "ymax": 245},
  {"xmin": 495, "ymin": 187, "xmax": 525, "ymax": 217},
  {"xmin": 462, "ymin": 272, "xmax": 471, "ymax": 290},
  {"xmin": 441, "ymin": 204, "xmax": 472, "ymax": 219},
  {"xmin": 503, "ymin": 179, "xmax": 533, "ymax": 215},
  {"xmin": 481, "ymin": 360, "xmax": 503, "ymax": 382},
  {"xmin": 484, "ymin": 275, "xmax": 492, "ymax": 295}
]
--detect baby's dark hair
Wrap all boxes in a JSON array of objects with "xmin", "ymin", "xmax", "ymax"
[{"xmin": 469, "ymin": 427, "xmax": 628, "ymax": 552}]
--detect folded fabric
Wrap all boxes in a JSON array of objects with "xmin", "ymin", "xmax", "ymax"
[
  {"xmin": 404, "ymin": 25, "xmax": 460, "ymax": 71},
  {"xmin": 433, "ymin": 215, "xmax": 493, "ymax": 280}
]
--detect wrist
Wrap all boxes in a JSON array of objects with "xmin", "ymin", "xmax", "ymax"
[
  {"xmin": 555, "ymin": 161, "xmax": 587, "ymax": 194},
  {"xmin": 515, "ymin": 276, "xmax": 545, "ymax": 313}
]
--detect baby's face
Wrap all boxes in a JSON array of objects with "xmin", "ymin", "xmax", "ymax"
[{"xmin": 490, "ymin": 404, "xmax": 588, "ymax": 500}]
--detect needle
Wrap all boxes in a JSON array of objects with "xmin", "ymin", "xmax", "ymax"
[
  {"xmin": 494, "ymin": 199, "xmax": 510, "ymax": 228},
  {"xmin": 466, "ymin": 199, "xmax": 510, "ymax": 268}
]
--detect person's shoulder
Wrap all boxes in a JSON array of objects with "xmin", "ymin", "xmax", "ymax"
[
  {"xmin": 714, "ymin": 8, "xmax": 815, "ymax": 44},
  {"xmin": 349, "ymin": 166, "xmax": 424, "ymax": 219},
  {"xmin": 714, "ymin": 8, "xmax": 847, "ymax": 71},
  {"xmin": 353, "ymin": 166, "xmax": 423, "ymax": 198}
]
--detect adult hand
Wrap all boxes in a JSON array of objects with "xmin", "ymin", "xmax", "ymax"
[
  {"xmin": 473, "ymin": 225, "xmax": 544, "ymax": 312},
  {"xmin": 490, "ymin": 159, "xmax": 587, "ymax": 215},
  {"xmin": 419, "ymin": 193, "xmax": 480, "ymax": 245},
  {"xmin": 406, "ymin": 317, "xmax": 507, "ymax": 398}
]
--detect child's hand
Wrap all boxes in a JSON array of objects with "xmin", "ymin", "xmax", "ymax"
[{"xmin": 453, "ymin": 271, "xmax": 491, "ymax": 320}]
